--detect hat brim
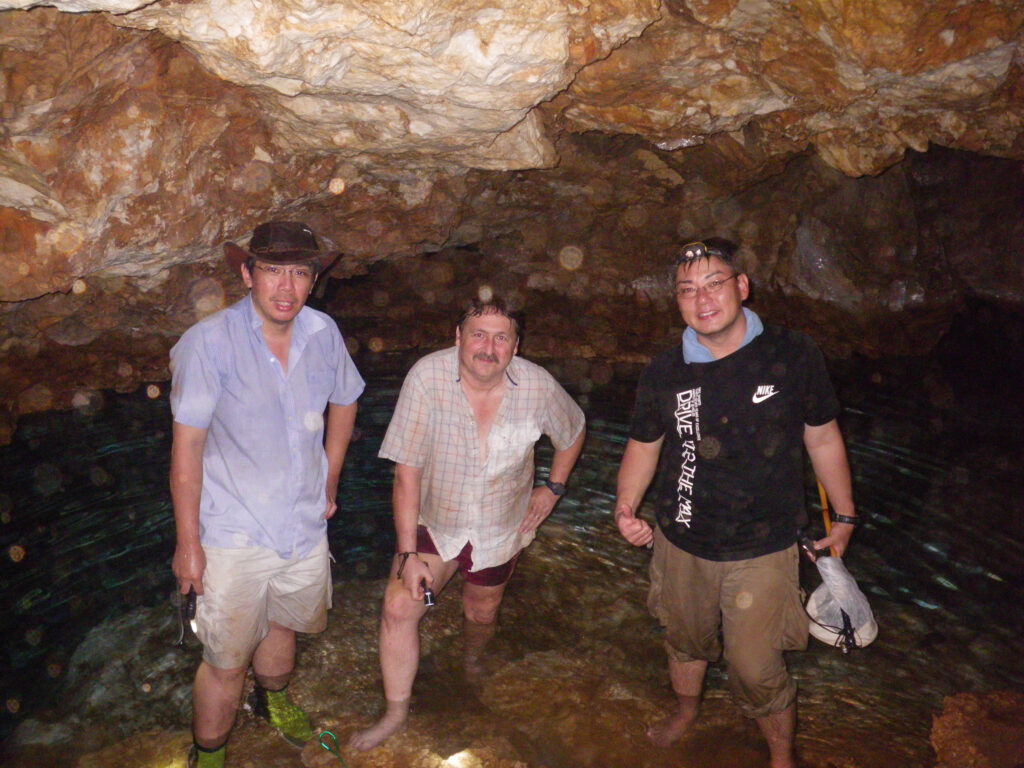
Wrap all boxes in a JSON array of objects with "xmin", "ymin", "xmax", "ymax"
[{"xmin": 223, "ymin": 242, "xmax": 339, "ymax": 274}]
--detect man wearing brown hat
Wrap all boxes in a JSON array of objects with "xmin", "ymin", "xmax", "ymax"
[{"xmin": 170, "ymin": 221, "xmax": 365, "ymax": 767}]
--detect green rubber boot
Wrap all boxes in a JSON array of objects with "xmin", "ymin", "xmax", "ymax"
[
  {"xmin": 188, "ymin": 743, "xmax": 226, "ymax": 768},
  {"xmin": 250, "ymin": 684, "xmax": 314, "ymax": 746}
]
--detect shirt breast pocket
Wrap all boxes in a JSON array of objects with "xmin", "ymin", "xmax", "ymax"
[
  {"xmin": 490, "ymin": 420, "xmax": 541, "ymax": 474},
  {"xmin": 306, "ymin": 367, "xmax": 335, "ymax": 406}
]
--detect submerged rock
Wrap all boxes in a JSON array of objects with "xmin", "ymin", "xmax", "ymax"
[{"xmin": 931, "ymin": 691, "xmax": 1024, "ymax": 768}]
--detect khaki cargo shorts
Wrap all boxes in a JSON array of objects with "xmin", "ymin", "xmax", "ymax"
[
  {"xmin": 648, "ymin": 527, "xmax": 807, "ymax": 717},
  {"xmin": 196, "ymin": 537, "xmax": 332, "ymax": 669}
]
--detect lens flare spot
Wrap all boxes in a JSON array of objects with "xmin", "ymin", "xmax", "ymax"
[
  {"xmin": 189, "ymin": 278, "xmax": 226, "ymax": 317},
  {"xmin": 6, "ymin": 698, "xmax": 20, "ymax": 714},
  {"xmin": 303, "ymin": 411, "xmax": 324, "ymax": 433},
  {"xmin": 146, "ymin": 384, "xmax": 161, "ymax": 399},
  {"xmin": 141, "ymin": 682, "xmax": 152, "ymax": 693},
  {"xmin": 46, "ymin": 663, "xmax": 62, "ymax": 678},
  {"xmin": 89, "ymin": 466, "xmax": 111, "ymax": 487},
  {"xmin": 477, "ymin": 284, "xmax": 493, "ymax": 302},
  {"xmin": 735, "ymin": 590, "xmax": 753, "ymax": 610},
  {"xmin": 698, "ymin": 437, "xmax": 721, "ymax": 459},
  {"xmin": 72, "ymin": 389, "xmax": 104, "ymax": 415},
  {"xmin": 32, "ymin": 464, "xmax": 63, "ymax": 495},
  {"xmin": 558, "ymin": 245, "xmax": 584, "ymax": 271},
  {"xmin": 9, "ymin": 544, "xmax": 26, "ymax": 562}
]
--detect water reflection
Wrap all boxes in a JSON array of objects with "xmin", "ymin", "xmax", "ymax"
[{"xmin": 1, "ymin": 352, "xmax": 1023, "ymax": 767}]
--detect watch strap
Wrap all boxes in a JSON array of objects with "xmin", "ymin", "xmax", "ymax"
[{"xmin": 544, "ymin": 480, "xmax": 566, "ymax": 496}]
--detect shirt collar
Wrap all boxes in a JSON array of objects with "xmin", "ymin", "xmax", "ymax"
[{"xmin": 681, "ymin": 307, "xmax": 764, "ymax": 363}]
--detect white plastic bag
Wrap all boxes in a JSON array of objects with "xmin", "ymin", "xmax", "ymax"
[{"xmin": 805, "ymin": 555, "xmax": 877, "ymax": 651}]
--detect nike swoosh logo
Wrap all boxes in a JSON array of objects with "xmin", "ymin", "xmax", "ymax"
[{"xmin": 752, "ymin": 391, "xmax": 778, "ymax": 403}]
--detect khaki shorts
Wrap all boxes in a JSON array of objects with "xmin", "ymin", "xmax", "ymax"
[
  {"xmin": 196, "ymin": 537, "xmax": 332, "ymax": 669},
  {"xmin": 648, "ymin": 527, "xmax": 807, "ymax": 718}
]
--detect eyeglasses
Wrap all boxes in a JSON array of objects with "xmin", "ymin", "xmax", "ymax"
[
  {"xmin": 674, "ymin": 273, "xmax": 739, "ymax": 300},
  {"xmin": 252, "ymin": 263, "xmax": 314, "ymax": 282}
]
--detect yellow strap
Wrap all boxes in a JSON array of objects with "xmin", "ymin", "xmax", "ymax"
[{"xmin": 816, "ymin": 480, "xmax": 838, "ymax": 557}]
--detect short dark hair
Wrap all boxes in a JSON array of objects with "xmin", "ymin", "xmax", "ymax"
[
  {"xmin": 675, "ymin": 237, "xmax": 739, "ymax": 268},
  {"xmin": 458, "ymin": 297, "xmax": 521, "ymax": 339}
]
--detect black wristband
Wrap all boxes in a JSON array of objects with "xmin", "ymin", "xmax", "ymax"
[
  {"xmin": 396, "ymin": 551, "xmax": 418, "ymax": 579},
  {"xmin": 832, "ymin": 514, "xmax": 860, "ymax": 526},
  {"xmin": 544, "ymin": 480, "xmax": 567, "ymax": 496}
]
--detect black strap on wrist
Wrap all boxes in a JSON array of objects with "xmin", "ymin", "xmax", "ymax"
[
  {"xmin": 396, "ymin": 551, "xmax": 418, "ymax": 579},
  {"xmin": 544, "ymin": 480, "xmax": 567, "ymax": 496},
  {"xmin": 831, "ymin": 513, "xmax": 861, "ymax": 526}
]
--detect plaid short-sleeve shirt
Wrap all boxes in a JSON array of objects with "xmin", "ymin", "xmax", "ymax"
[{"xmin": 379, "ymin": 347, "xmax": 585, "ymax": 569}]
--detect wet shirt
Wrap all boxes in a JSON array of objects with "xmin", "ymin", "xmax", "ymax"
[
  {"xmin": 379, "ymin": 347, "xmax": 585, "ymax": 570},
  {"xmin": 170, "ymin": 295, "xmax": 365, "ymax": 559},
  {"xmin": 629, "ymin": 325, "xmax": 839, "ymax": 561}
]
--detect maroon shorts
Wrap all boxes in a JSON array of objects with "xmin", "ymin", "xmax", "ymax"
[{"xmin": 414, "ymin": 525, "xmax": 519, "ymax": 587}]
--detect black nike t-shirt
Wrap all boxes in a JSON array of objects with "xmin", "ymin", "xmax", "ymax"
[{"xmin": 629, "ymin": 325, "xmax": 840, "ymax": 561}]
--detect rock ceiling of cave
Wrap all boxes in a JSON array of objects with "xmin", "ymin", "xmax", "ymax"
[{"xmin": 1, "ymin": 0, "xmax": 1022, "ymax": 298}]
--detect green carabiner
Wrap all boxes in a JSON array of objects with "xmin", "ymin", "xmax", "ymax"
[{"xmin": 318, "ymin": 730, "xmax": 349, "ymax": 766}]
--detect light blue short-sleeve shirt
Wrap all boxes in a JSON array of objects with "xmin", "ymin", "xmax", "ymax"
[{"xmin": 170, "ymin": 295, "xmax": 365, "ymax": 559}]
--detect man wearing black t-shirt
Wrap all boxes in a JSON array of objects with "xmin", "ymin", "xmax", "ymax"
[{"xmin": 614, "ymin": 239, "xmax": 858, "ymax": 768}]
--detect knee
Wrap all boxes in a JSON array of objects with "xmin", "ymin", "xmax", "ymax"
[
  {"xmin": 724, "ymin": 649, "xmax": 792, "ymax": 715},
  {"xmin": 462, "ymin": 596, "xmax": 500, "ymax": 625},
  {"xmin": 199, "ymin": 661, "xmax": 248, "ymax": 688},
  {"xmin": 380, "ymin": 585, "xmax": 423, "ymax": 626}
]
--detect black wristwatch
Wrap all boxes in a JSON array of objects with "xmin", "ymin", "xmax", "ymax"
[
  {"xmin": 831, "ymin": 513, "xmax": 861, "ymax": 526},
  {"xmin": 544, "ymin": 480, "xmax": 567, "ymax": 496}
]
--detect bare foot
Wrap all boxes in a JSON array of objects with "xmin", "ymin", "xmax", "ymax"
[
  {"xmin": 348, "ymin": 701, "xmax": 409, "ymax": 752},
  {"xmin": 646, "ymin": 708, "xmax": 698, "ymax": 748}
]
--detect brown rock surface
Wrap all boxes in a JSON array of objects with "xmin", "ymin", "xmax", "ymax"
[
  {"xmin": 931, "ymin": 691, "xmax": 1024, "ymax": 768},
  {"xmin": 1, "ymin": 1, "xmax": 1024, "ymax": 439}
]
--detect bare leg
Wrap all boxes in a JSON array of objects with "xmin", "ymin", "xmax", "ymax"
[
  {"xmin": 193, "ymin": 662, "xmax": 248, "ymax": 748},
  {"xmin": 648, "ymin": 658, "xmax": 707, "ymax": 747},
  {"xmin": 461, "ymin": 580, "xmax": 507, "ymax": 684},
  {"xmin": 251, "ymin": 622, "xmax": 295, "ymax": 689},
  {"xmin": 756, "ymin": 703, "xmax": 797, "ymax": 768},
  {"xmin": 350, "ymin": 553, "xmax": 456, "ymax": 752}
]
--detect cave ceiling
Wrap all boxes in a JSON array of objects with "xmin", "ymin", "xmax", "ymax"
[{"xmin": 1, "ymin": 0, "xmax": 1023, "ymax": 439}]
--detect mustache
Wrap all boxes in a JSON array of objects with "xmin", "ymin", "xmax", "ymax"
[{"xmin": 473, "ymin": 352, "xmax": 499, "ymax": 363}]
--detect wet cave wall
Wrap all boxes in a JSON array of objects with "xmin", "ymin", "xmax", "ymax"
[{"xmin": 3, "ymin": 139, "xmax": 1023, "ymax": 443}]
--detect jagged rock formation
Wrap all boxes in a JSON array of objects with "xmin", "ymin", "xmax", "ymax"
[{"xmin": 1, "ymin": 1, "xmax": 1023, "ymax": 440}]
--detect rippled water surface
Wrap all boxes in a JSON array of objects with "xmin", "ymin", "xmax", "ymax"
[{"xmin": 1, "ymin": 347, "xmax": 1022, "ymax": 766}]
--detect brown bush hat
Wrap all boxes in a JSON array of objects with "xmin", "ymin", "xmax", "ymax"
[{"xmin": 224, "ymin": 221, "xmax": 338, "ymax": 273}]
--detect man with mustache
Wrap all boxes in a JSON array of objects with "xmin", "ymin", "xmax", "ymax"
[{"xmin": 351, "ymin": 297, "xmax": 586, "ymax": 751}]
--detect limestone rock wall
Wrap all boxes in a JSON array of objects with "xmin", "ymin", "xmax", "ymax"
[{"xmin": 1, "ymin": 1, "xmax": 1024, "ymax": 439}]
